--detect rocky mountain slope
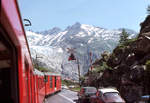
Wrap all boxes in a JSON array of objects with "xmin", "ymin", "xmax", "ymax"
[
  {"xmin": 86, "ymin": 16, "xmax": 150, "ymax": 102},
  {"xmin": 26, "ymin": 22, "xmax": 136, "ymax": 80}
]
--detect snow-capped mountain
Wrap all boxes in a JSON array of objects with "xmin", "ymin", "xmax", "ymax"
[
  {"xmin": 36, "ymin": 27, "xmax": 62, "ymax": 35},
  {"xmin": 26, "ymin": 22, "xmax": 137, "ymax": 80}
]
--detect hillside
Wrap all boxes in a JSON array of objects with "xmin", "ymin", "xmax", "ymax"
[
  {"xmin": 26, "ymin": 22, "xmax": 136, "ymax": 80},
  {"xmin": 86, "ymin": 15, "xmax": 150, "ymax": 102}
]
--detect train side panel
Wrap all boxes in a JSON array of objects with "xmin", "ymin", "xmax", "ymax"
[
  {"xmin": 39, "ymin": 76, "xmax": 45, "ymax": 103},
  {"xmin": 1, "ymin": 0, "xmax": 62, "ymax": 102},
  {"xmin": 1, "ymin": 0, "xmax": 34, "ymax": 103},
  {"xmin": 34, "ymin": 69, "xmax": 46, "ymax": 103},
  {"xmin": 44, "ymin": 73, "xmax": 61, "ymax": 96},
  {"xmin": 45, "ymin": 76, "xmax": 50, "ymax": 96},
  {"xmin": 57, "ymin": 76, "xmax": 61, "ymax": 91}
]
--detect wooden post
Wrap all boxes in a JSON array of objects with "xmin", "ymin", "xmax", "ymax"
[{"xmin": 77, "ymin": 58, "xmax": 81, "ymax": 87}]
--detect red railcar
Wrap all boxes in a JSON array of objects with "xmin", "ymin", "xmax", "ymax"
[
  {"xmin": 1, "ymin": 0, "xmax": 61, "ymax": 103},
  {"xmin": 34, "ymin": 69, "xmax": 61, "ymax": 103},
  {"xmin": 44, "ymin": 72, "xmax": 61, "ymax": 96},
  {"xmin": 34, "ymin": 69, "xmax": 45, "ymax": 103},
  {"xmin": 1, "ymin": 0, "xmax": 34, "ymax": 102}
]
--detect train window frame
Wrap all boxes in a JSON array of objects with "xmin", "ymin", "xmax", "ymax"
[
  {"xmin": 38, "ymin": 78, "xmax": 42, "ymax": 89},
  {"xmin": 50, "ymin": 76, "xmax": 53, "ymax": 88},
  {"xmin": 44, "ymin": 75, "xmax": 48, "ymax": 82},
  {"xmin": 0, "ymin": 26, "xmax": 19, "ymax": 103},
  {"xmin": 55, "ymin": 76, "xmax": 57, "ymax": 88}
]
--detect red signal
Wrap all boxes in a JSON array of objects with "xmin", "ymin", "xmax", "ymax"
[{"xmin": 68, "ymin": 53, "xmax": 76, "ymax": 61}]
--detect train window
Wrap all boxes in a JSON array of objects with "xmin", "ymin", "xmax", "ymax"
[
  {"xmin": 50, "ymin": 76, "xmax": 53, "ymax": 88},
  {"xmin": 0, "ymin": 27, "xmax": 19, "ymax": 103},
  {"xmin": 55, "ymin": 76, "xmax": 57, "ymax": 87},
  {"xmin": 38, "ymin": 78, "xmax": 41, "ymax": 89},
  {"xmin": 44, "ymin": 75, "xmax": 48, "ymax": 82}
]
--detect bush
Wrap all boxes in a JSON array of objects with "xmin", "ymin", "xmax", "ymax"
[
  {"xmin": 119, "ymin": 29, "xmax": 129, "ymax": 45},
  {"xmin": 61, "ymin": 79, "xmax": 78, "ymax": 86},
  {"xmin": 118, "ymin": 37, "xmax": 137, "ymax": 48},
  {"xmin": 146, "ymin": 60, "xmax": 150, "ymax": 72},
  {"xmin": 94, "ymin": 61, "xmax": 112, "ymax": 73},
  {"xmin": 34, "ymin": 65, "xmax": 51, "ymax": 72}
]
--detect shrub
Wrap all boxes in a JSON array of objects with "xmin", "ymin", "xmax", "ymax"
[
  {"xmin": 34, "ymin": 65, "xmax": 51, "ymax": 72},
  {"xmin": 146, "ymin": 60, "xmax": 150, "ymax": 72},
  {"xmin": 119, "ymin": 29, "xmax": 129, "ymax": 45}
]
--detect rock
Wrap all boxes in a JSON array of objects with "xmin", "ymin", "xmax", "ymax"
[
  {"xmin": 85, "ymin": 15, "xmax": 150, "ymax": 103},
  {"xmin": 125, "ymin": 53, "xmax": 136, "ymax": 66},
  {"xmin": 120, "ymin": 85, "xmax": 143, "ymax": 103},
  {"xmin": 129, "ymin": 65, "xmax": 145, "ymax": 83},
  {"xmin": 134, "ymin": 36, "xmax": 150, "ymax": 55},
  {"xmin": 140, "ymin": 15, "xmax": 150, "ymax": 34},
  {"xmin": 139, "ymin": 54, "xmax": 150, "ymax": 64}
]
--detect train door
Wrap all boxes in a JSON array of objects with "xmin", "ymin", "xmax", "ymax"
[
  {"xmin": 33, "ymin": 75, "xmax": 37, "ymax": 103},
  {"xmin": 55, "ymin": 76, "xmax": 57, "ymax": 91},
  {"xmin": 0, "ymin": 27, "xmax": 19, "ymax": 102},
  {"xmin": 25, "ymin": 65, "xmax": 29, "ymax": 103},
  {"xmin": 35, "ymin": 75, "xmax": 39, "ymax": 103},
  {"xmin": 50, "ymin": 76, "xmax": 53, "ymax": 93},
  {"xmin": 30, "ymin": 71, "xmax": 33, "ymax": 103},
  {"xmin": 52, "ymin": 76, "xmax": 55, "ymax": 92},
  {"xmin": 25, "ymin": 62, "xmax": 33, "ymax": 103},
  {"xmin": 44, "ymin": 75, "xmax": 48, "ymax": 96},
  {"xmin": 57, "ymin": 76, "xmax": 61, "ymax": 90}
]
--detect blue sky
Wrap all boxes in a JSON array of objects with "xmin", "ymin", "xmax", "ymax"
[{"xmin": 18, "ymin": 0, "xmax": 150, "ymax": 32}]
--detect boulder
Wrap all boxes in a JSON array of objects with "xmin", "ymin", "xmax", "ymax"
[
  {"xmin": 139, "ymin": 15, "xmax": 150, "ymax": 34},
  {"xmin": 134, "ymin": 36, "xmax": 150, "ymax": 55}
]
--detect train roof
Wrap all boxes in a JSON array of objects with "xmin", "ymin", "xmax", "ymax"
[
  {"xmin": 34, "ymin": 68, "xmax": 61, "ymax": 76},
  {"xmin": 34, "ymin": 69, "xmax": 44, "ymax": 76},
  {"xmin": 44, "ymin": 72, "xmax": 61, "ymax": 76}
]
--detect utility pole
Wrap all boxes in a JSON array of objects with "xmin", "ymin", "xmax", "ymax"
[
  {"xmin": 88, "ymin": 52, "xmax": 93, "ymax": 76},
  {"xmin": 89, "ymin": 52, "xmax": 93, "ymax": 71},
  {"xmin": 77, "ymin": 57, "xmax": 81, "ymax": 87},
  {"xmin": 35, "ymin": 54, "xmax": 43, "ymax": 70}
]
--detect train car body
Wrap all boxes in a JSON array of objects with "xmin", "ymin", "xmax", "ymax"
[
  {"xmin": 1, "ymin": 0, "xmax": 61, "ymax": 103},
  {"xmin": 34, "ymin": 69, "xmax": 62, "ymax": 103},
  {"xmin": 34, "ymin": 69, "xmax": 45, "ymax": 103},
  {"xmin": 1, "ymin": 0, "xmax": 34, "ymax": 103},
  {"xmin": 44, "ymin": 72, "xmax": 61, "ymax": 96}
]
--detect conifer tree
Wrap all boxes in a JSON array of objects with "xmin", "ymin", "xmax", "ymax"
[
  {"xmin": 119, "ymin": 29, "xmax": 129, "ymax": 45},
  {"xmin": 147, "ymin": 5, "xmax": 150, "ymax": 15}
]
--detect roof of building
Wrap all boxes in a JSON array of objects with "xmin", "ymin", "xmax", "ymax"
[{"xmin": 98, "ymin": 88, "xmax": 119, "ymax": 94}]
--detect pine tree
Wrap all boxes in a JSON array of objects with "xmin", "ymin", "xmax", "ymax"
[
  {"xmin": 119, "ymin": 29, "xmax": 129, "ymax": 45},
  {"xmin": 147, "ymin": 5, "xmax": 150, "ymax": 15}
]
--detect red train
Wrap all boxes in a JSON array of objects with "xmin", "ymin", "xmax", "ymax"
[
  {"xmin": 34, "ymin": 69, "xmax": 61, "ymax": 103},
  {"xmin": 0, "ymin": 0, "xmax": 61, "ymax": 103}
]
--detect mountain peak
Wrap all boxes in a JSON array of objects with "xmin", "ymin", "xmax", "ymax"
[
  {"xmin": 73, "ymin": 22, "xmax": 81, "ymax": 26},
  {"xmin": 36, "ymin": 27, "xmax": 62, "ymax": 35},
  {"xmin": 50, "ymin": 27, "xmax": 62, "ymax": 34},
  {"xmin": 69, "ymin": 22, "xmax": 81, "ymax": 30},
  {"xmin": 66, "ymin": 22, "xmax": 80, "ymax": 28}
]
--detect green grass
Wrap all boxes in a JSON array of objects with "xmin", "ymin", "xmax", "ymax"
[
  {"xmin": 61, "ymin": 79, "xmax": 78, "ymax": 86},
  {"xmin": 146, "ymin": 60, "xmax": 150, "ymax": 72},
  {"xmin": 70, "ymin": 87, "xmax": 81, "ymax": 92},
  {"xmin": 34, "ymin": 65, "xmax": 52, "ymax": 72}
]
